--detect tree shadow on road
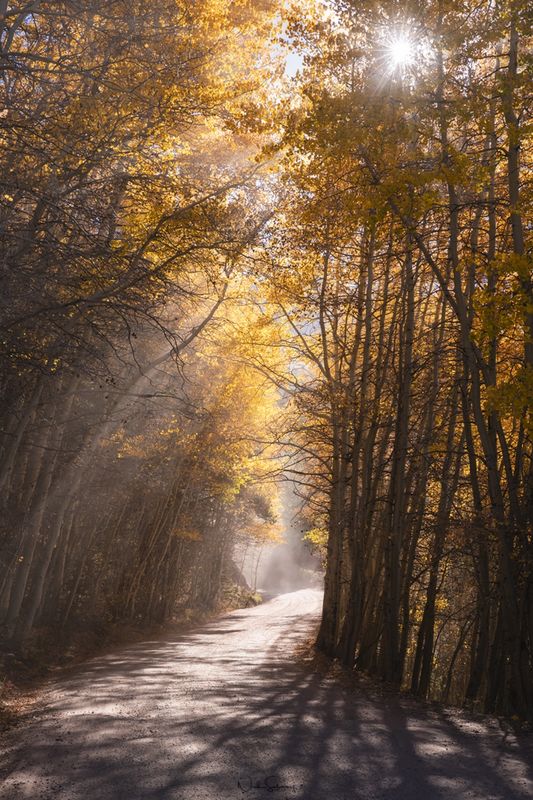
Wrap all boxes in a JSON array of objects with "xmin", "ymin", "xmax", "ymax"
[{"xmin": 0, "ymin": 600, "xmax": 532, "ymax": 800}]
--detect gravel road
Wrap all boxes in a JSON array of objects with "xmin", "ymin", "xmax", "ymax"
[{"xmin": 0, "ymin": 589, "xmax": 531, "ymax": 800}]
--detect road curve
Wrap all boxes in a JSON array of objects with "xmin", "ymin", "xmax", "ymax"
[{"xmin": 0, "ymin": 589, "xmax": 532, "ymax": 800}]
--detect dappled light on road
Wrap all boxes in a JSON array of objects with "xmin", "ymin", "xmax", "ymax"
[{"xmin": 1, "ymin": 592, "xmax": 531, "ymax": 800}]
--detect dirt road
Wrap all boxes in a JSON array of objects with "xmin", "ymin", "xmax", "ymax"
[{"xmin": 1, "ymin": 590, "xmax": 531, "ymax": 799}]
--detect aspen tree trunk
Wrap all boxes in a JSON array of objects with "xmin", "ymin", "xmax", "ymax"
[
  {"xmin": 381, "ymin": 239, "xmax": 414, "ymax": 685},
  {"xmin": 500, "ymin": 12, "xmax": 533, "ymax": 715},
  {"xmin": 4, "ymin": 379, "xmax": 69, "ymax": 637},
  {"xmin": 501, "ymin": 11, "xmax": 532, "ymax": 369},
  {"xmin": 18, "ymin": 375, "xmax": 83, "ymax": 635},
  {"xmin": 398, "ymin": 296, "xmax": 448, "ymax": 681},
  {"xmin": 412, "ymin": 406, "xmax": 461, "ymax": 697},
  {"xmin": 463, "ymin": 107, "xmax": 497, "ymax": 707},
  {"xmin": 316, "ymin": 247, "xmax": 348, "ymax": 656},
  {"xmin": 337, "ymin": 249, "xmax": 372, "ymax": 663},
  {"xmin": 0, "ymin": 378, "xmax": 43, "ymax": 496},
  {"xmin": 316, "ymin": 424, "xmax": 345, "ymax": 655}
]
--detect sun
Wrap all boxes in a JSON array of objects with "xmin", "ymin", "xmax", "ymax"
[
  {"xmin": 374, "ymin": 24, "xmax": 426, "ymax": 83},
  {"xmin": 386, "ymin": 35, "xmax": 415, "ymax": 70}
]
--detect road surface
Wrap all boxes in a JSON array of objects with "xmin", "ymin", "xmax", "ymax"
[{"xmin": 0, "ymin": 590, "xmax": 532, "ymax": 799}]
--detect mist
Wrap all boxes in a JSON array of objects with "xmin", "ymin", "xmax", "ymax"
[{"xmin": 240, "ymin": 482, "xmax": 323, "ymax": 595}]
